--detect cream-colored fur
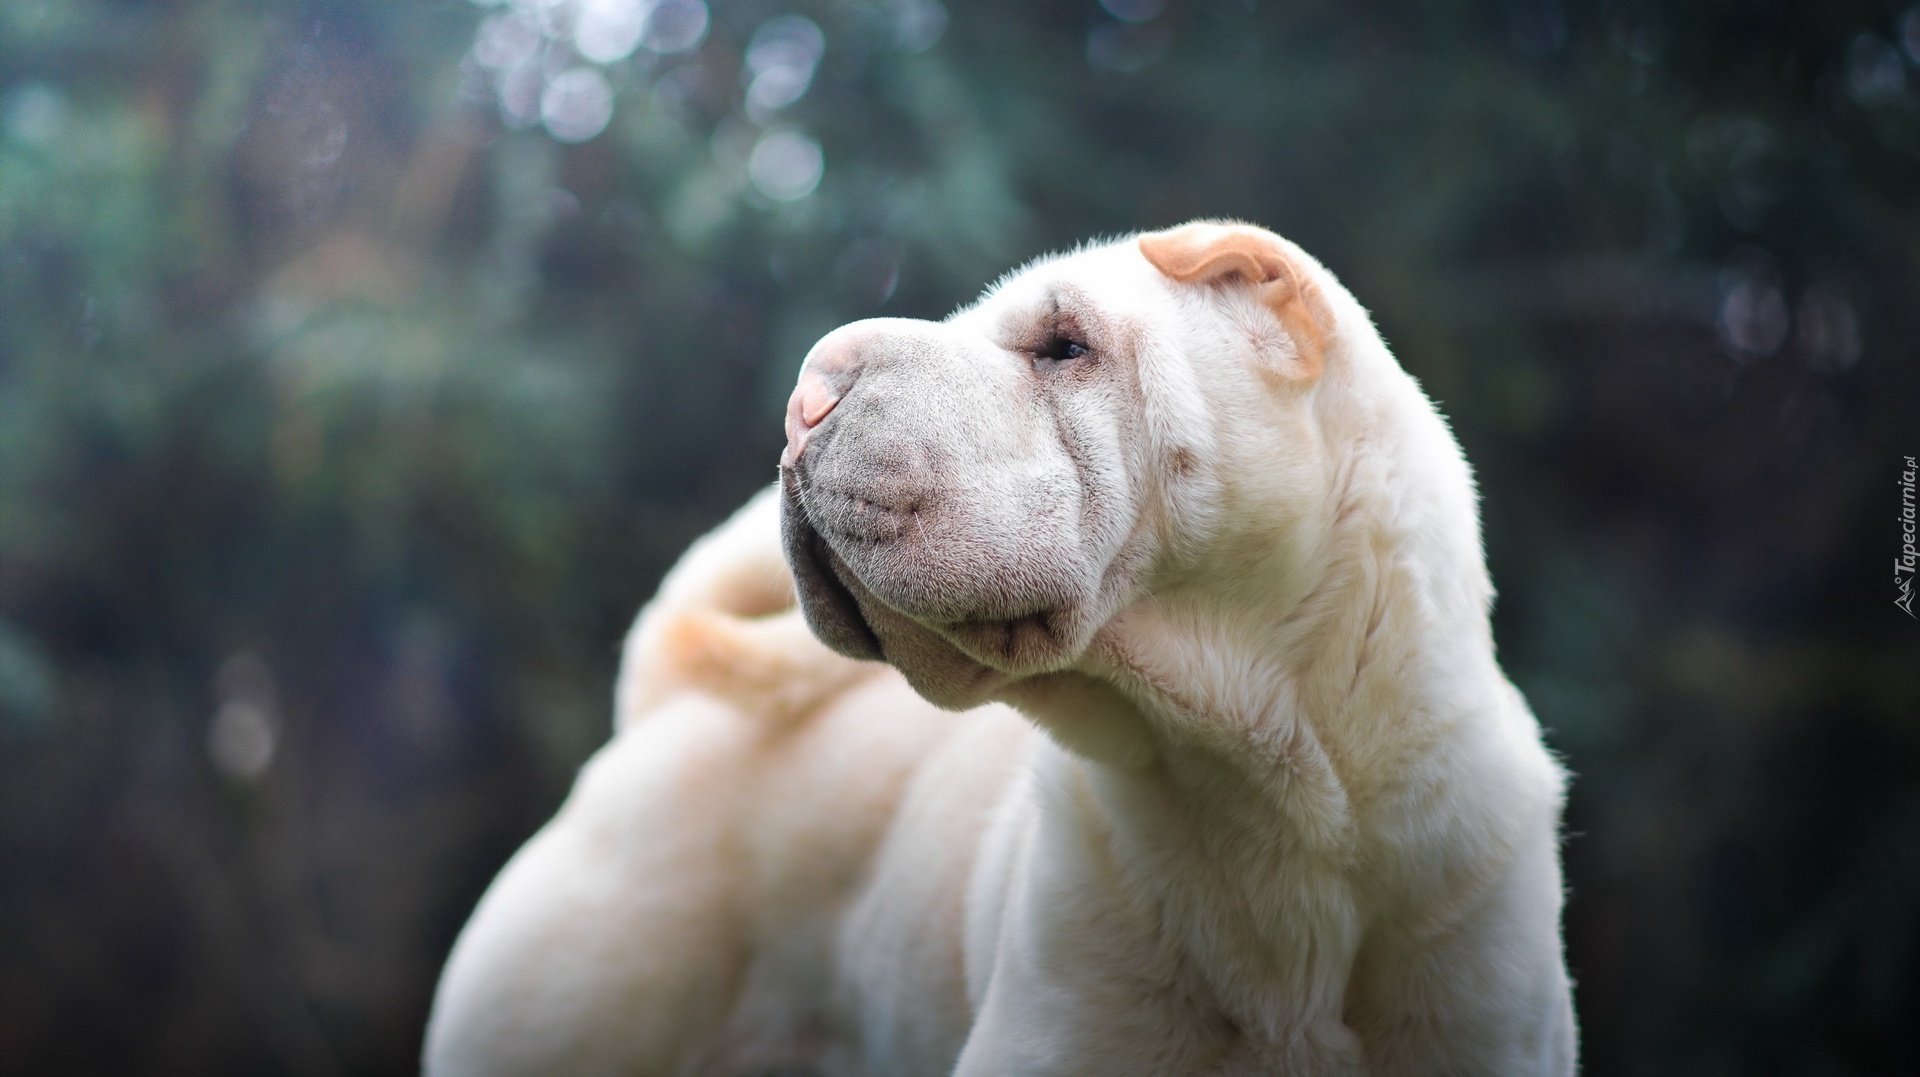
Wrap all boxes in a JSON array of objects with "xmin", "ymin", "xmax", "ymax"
[{"xmin": 425, "ymin": 223, "xmax": 1576, "ymax": 1076}]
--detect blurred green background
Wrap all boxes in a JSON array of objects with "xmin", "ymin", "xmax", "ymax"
[{"xmin": 1, "ymin": 0, "xmax": 1915, "ymax": 1072}]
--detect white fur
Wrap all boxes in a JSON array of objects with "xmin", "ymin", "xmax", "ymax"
[{"xmin": 425, "ymin": 226, "xmax": 1576, "ymax": 1075}]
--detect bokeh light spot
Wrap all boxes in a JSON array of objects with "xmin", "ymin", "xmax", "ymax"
[
  {"xmin": 542, "ymin": 67, "xmax": 615, "ymax": 143},
  {"xmin": 575, "ymin": 0, "xmax": 654, "ymax": 65},
  {"xmin": 645, "ymin": 0, "xmax": 709, "ymax": 54},
  {"xmin": 474, "ymin": 11, "xmax": 543, "ymax": 71},
  {"xmin": 749, "ymin": 128, "xmax": 823, "ymax": 201},
  {"xmin": 889, "ymin": 0, "xmax": 947, "ymax": 52},
  {"xmin": 3, "ymin": 82, "xmax": 69, "ymax": 146},
  {"xmin": 1846, "ymin": 33, "xmax": 1908, "ymax": 105},
  {"xmin": 744, "ymin": 16, "xmax": 825, "ymax": 119}
]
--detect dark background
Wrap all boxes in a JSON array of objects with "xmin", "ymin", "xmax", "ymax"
[{"xmin": 1, "ymin": 0, "xmax": 1916, "ymax": 1073}]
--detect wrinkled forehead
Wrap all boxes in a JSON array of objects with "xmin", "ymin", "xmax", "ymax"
[{"xmin": 946, "ymin": 237, "xmax": 1174, "ymax": 338}]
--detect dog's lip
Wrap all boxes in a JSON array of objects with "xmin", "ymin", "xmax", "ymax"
[
  {"xmin": 787, "ymin": 472, "xmax": 1071, "ymax": 642},
  {"xmin": 780, "ymin": 468, "xmax": 884, "ymax": 661},
  {"xmin": 941, "ymin": 609, "xmax": 1073, "ymax": 671},
  {"xmin": 801, "ymin": 481, "xmax": 925, "ymax": 544}
]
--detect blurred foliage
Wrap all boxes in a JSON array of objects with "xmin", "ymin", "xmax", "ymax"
[{"xmin": 0, "ymin": 0, "xmax": 1916, "ymax": 1073}]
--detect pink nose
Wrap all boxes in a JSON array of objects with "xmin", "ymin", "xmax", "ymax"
[
  {"xmin": 781, "ymin": 370, "xmax": 840, "ymax": 467},
  {"xmin": 782, "ymin": 322, "xmax": 888, "ymax": 467}
]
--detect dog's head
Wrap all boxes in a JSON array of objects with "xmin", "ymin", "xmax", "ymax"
[{"xmin": 780, "ymin": 221, "xmax": 1361, "ymax": 712}]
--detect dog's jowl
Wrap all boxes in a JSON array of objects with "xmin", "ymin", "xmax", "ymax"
[{"xmin": 426, "ymin": 221, "xmax": 1578, "ymax": 1076}]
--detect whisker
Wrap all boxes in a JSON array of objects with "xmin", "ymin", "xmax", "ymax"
[{"xmin": 910, "ymin": 513, "xmax": 938, "ymax": 564}]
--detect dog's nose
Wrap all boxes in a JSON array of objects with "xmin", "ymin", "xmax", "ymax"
[
  {"xmin": 781, "ymin": 318, "xmax": 947, "ymax": 467},
  {"xmin": 782, "ymin": 369, "xmax": 840, "ymax": 467},
  {"xmin": 782, "ymin": 320, "xmax": 888, "ymax": 467}
]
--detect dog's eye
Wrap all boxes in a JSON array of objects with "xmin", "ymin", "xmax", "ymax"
[{"xmin": 1036, "ymin": 336, "xmax": 1090, "ymax": 364}]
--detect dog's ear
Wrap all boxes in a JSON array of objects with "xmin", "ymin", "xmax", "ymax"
[{"xmin": 1137, "ymin": 222, "xmax": 1334, "ymax": 381}]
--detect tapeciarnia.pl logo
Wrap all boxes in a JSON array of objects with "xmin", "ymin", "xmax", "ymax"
[{"xmin": 1898, "ymin": 455, "xmax": 1917, "ymax": 618}]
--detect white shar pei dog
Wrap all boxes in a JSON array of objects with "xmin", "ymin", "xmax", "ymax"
[{"xmin": 424, "ymin": 222, "xmax": 1577, "ymax": 1076}]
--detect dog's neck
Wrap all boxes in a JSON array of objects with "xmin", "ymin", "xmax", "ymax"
[
  {"xmin": 997, "ymin": 522, "xmax": 1503, "ymax": 1041},
  {"xmin": 1018, "ymin": 346, "xmax": 1499, "ymax": 788},
  {"xmin": 992, "ymin": 364, "xmax": 1517, "ymax": 992}
]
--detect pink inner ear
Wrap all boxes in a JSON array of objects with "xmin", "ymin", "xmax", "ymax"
[
  {"xmin": 1138, "ymin": 228, "xmax": 1287, "ymax": 286},
  {"xmin": 1138, "ymin": 223, "xmax": 1330, "ymax": 382},
  {"xmin": 1177, "ymin": 246, "xmax": 1273, "ymax": 285}
]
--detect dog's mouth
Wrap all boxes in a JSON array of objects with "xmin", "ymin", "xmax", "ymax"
[
  {"xmin": 779, "ymin": 470, "xmax": 885, "ymax": 662},
  {"xmin": 779, "ymin": 467, "xmax": 1084, "ymax": 703}
]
